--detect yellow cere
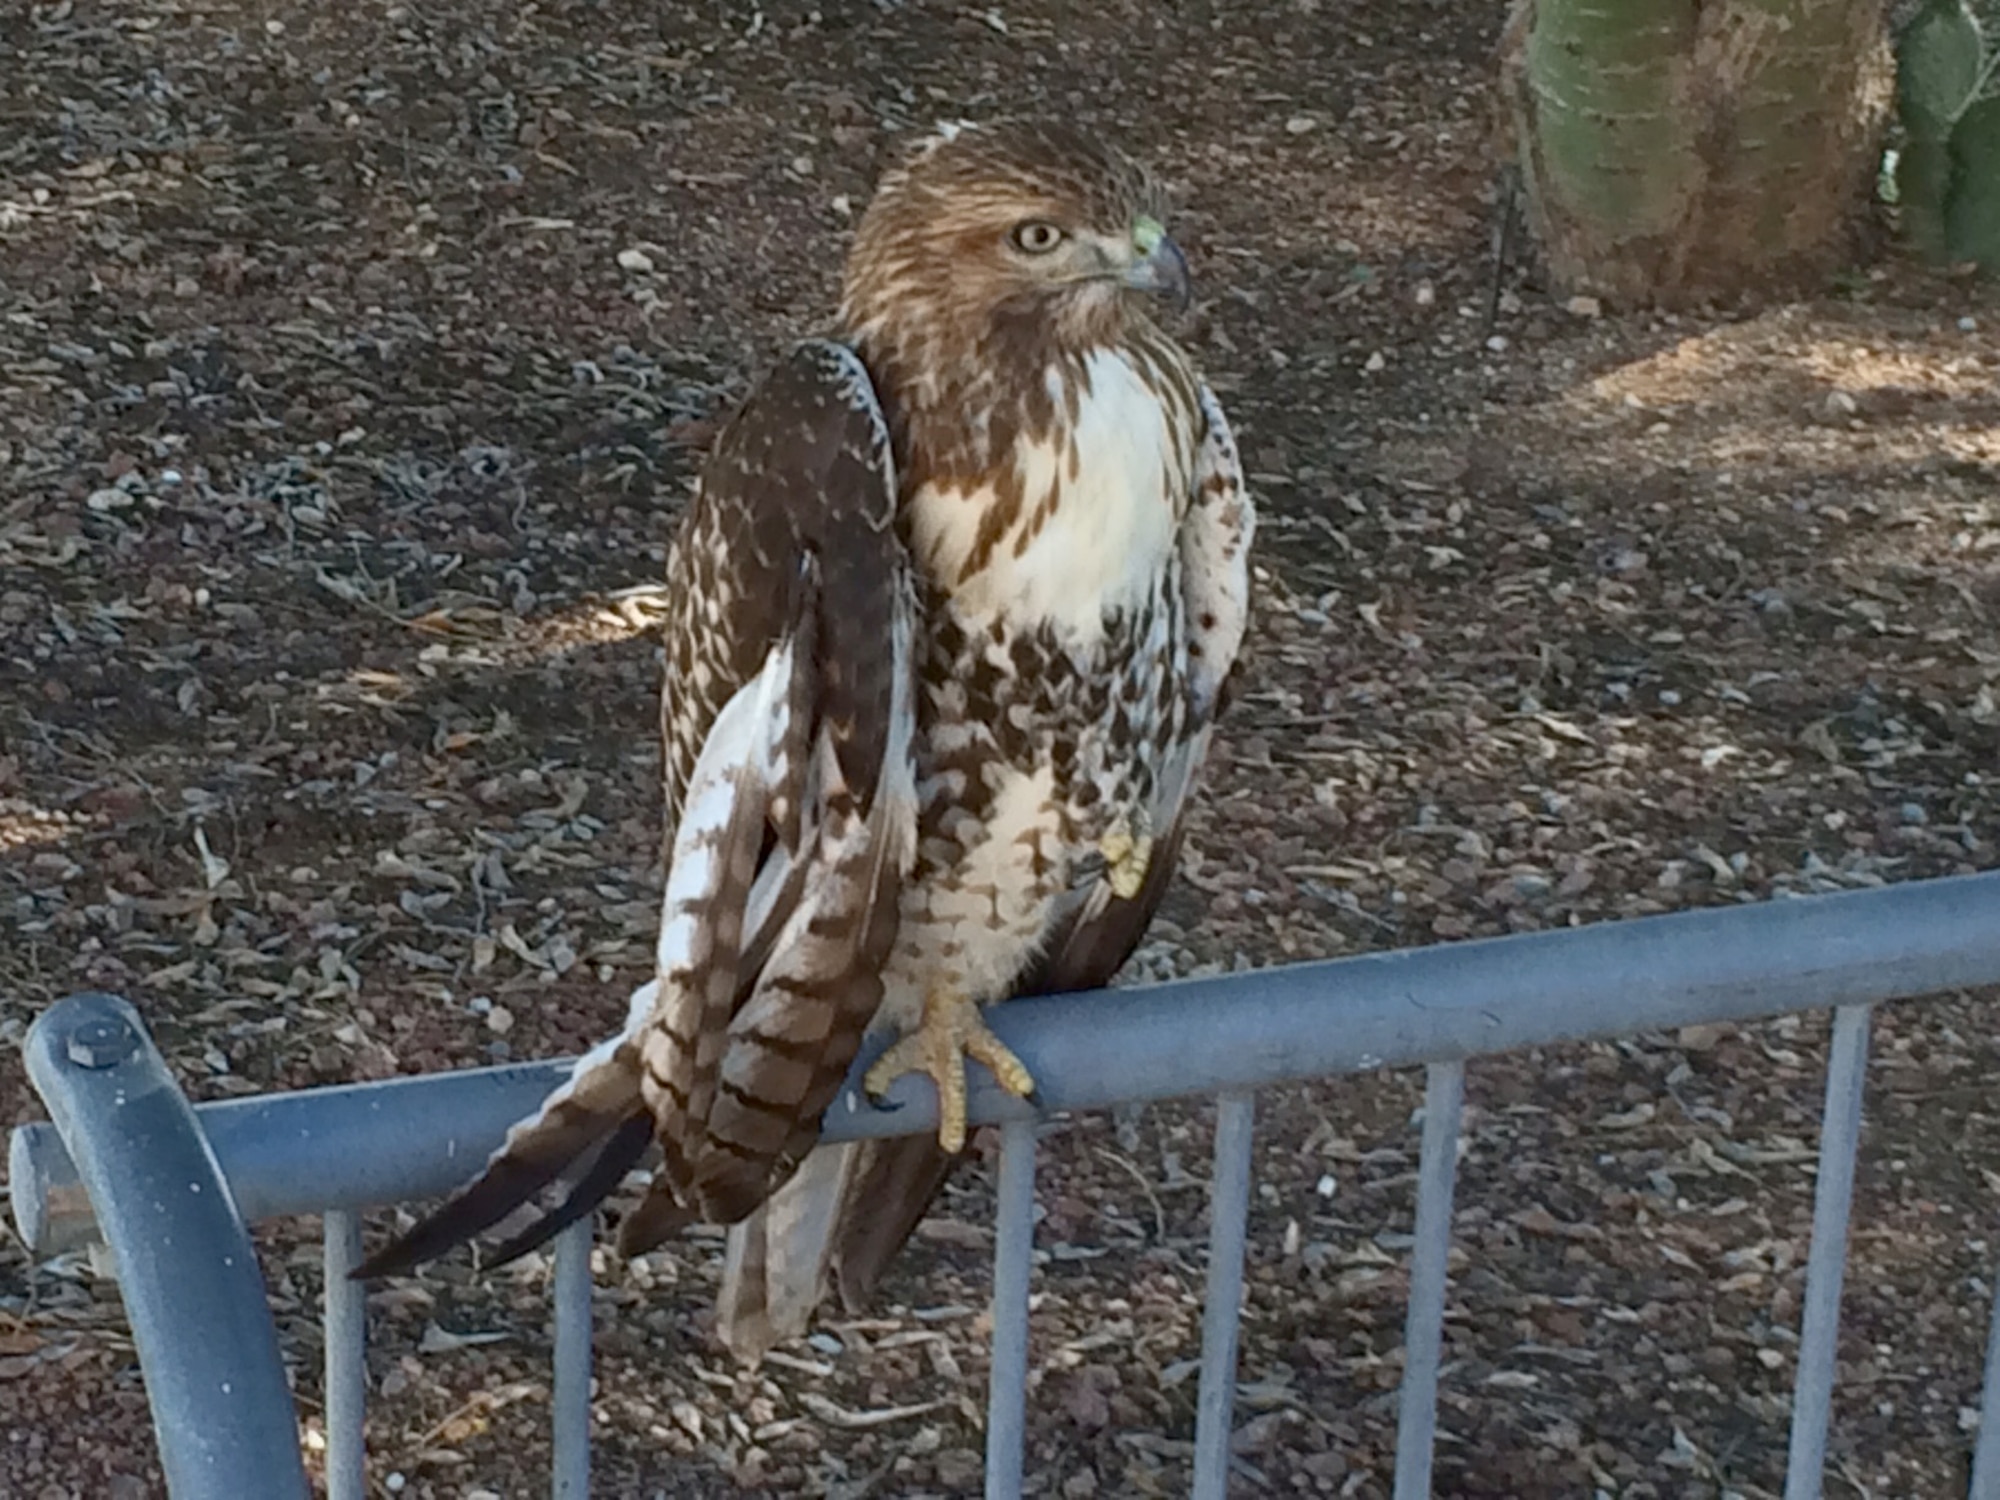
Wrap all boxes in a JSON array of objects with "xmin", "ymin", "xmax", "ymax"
[{"xmin": 1132, "ymin": 215, "xmax": 1165, "ymax": 254}]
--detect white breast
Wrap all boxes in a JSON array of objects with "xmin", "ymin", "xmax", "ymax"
[{"xmin": 910, "ymin": 346, "xmax": 1190, "ymax": 641}]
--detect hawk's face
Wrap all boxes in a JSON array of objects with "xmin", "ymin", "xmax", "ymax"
[{"xmin": 841, "ymin": 121, "xmax": 1190, "ymax": 368}]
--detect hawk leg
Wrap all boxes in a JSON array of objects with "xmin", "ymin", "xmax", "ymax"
[
  {"xmin": 862, "ymin": 988, "xmax": 1035, "ymax": 1153},
  {"xmin": 1099, "ymin": 810, "xmax": 1155, "ymax": 901}
]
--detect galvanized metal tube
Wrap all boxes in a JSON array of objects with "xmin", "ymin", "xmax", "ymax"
[
  {"xmin": 322, "ymin": 1210, "xmax": 368, "ymax": 1500},
  {"xmin": 552, "ymin": 1218, "xmax": 593, "ymax": 1500},
  {"xmin": 21, "ymin": 993, "xmax": 310, "ymax": 1500},
  {"xmin": 1785, "ymin": 1002, "xmax": 1873, "ymax": 1500},
  {"xmin": 1394, "ymin": 1060, "xmax": 1466, "ymax": 1500},
  {"xmin": 1192, "ymin": 1092, "xmax": 1256, "ymax": 1500},
  {"xmin": 985, "ymin": 1116, "xmax": 1037, "ymax": 1500},
  {"xmin": 18, "ymin": 874, "xmax": 2000, "ymax": 1258},
  {"xmin": 1973, "ymin": 1256, "xmax": 2000, "ymax": 1500}
]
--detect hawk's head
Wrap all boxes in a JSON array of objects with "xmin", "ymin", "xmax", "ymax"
[{"xmin": 840, "ymin": 121, "xmax": 1190, "ymax": 371}]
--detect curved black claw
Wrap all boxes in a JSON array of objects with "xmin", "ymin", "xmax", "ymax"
[{"xmin": 866, "ymin": 1090, "xmax": 906, "ymax": 1115}]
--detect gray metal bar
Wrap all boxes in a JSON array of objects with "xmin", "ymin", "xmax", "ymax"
[
  {"xmin": 20, "ymin": 993, "xmax": 311, "ymax": 1500},
  {"xmin": 1394, "ymin": 1060, "xmax": 1467, "ymax": 1499},
  {"xmin": 323, "ymin": 1210, "xmax": 367, "ymax": 1500},
  {"xmin": 985, "ymin": 1116, "xmax": 1037, "ymax": 1500},
  {"xmin": 1785, "ymin": 1002, "xmax": 1873, "ymax": 1500},
  {"xmin": 16, "ymin": 874, "xmax": 2000, "ymax": 1254},
  {"xmin": 1192, "ymin": 1091, "xmax": 1256, "ymax": 1500},
  {"xmin": 1973, "ymin": 1254, "xmax": 2000, "ymax": 1500},
  {"xmin": 552, "ymin": 1218, "xmax": 592, "ymax": 1500}
]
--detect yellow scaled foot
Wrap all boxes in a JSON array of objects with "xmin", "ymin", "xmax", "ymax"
[
  {"xmin": 1099, "ymin": 815, "xmax": 1155, "ymax": 901},
  {"xmin": 863, "ymin": 989, "xmax": 1036, "ymax": 1153}
]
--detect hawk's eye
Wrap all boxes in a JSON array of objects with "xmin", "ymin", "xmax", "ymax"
[{"xmin": 1009, "ymin": 221, "xmax": 1066, "ymax": 255}]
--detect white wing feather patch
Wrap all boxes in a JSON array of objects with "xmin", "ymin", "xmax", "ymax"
[
  {"xmin": 1183, "ymin": 381, "xmax": 1254, "ymax": 722},
  {"xmin": 654, "ymin": 633, "xmax": 799, "ymax": 984}
]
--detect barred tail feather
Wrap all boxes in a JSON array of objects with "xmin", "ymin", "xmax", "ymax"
[
  {"xmin": 350, "ymin": 980, "xmax": 658, "ymax": 1280},
  {"xmin": 716, "ymin": 1141, "xmax": 860, "ymax": 1361}
]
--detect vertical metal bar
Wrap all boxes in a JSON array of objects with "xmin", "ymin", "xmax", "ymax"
[
  {"xmin": 20, "ymin": 993, "xmax": 311, "ymax": 1499},
  {"xmin": 1974, "ymin": 1257, "xmax": 2000, "ymax": 1500},
  {"xmin": 986, "ymin": 1116, "xmax": 1037, "ymax": 1500},
  {"xmin": 551, "ymin": 1218, "xmax": 593, "ymax": 1500},
  {"xmin": 1394, "ymin": 1059, "xmax": 1467, "ymax": 1500},
  {"xmin": 1785, "ymin": 1002, "xmax": 1873, "ymax": 1500},
  {"xmin": 323, "ymin": 1210, "xmax": 367, "ymax": 1500},
  {"xmin": 1192, "ymin": 1091, "xmax": 1257, "ymax": 1500}
]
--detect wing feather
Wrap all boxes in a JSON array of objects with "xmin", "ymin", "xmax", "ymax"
[{"xmin": 357, "ymin": 341, "xmax": 916, "ymax": 1281}]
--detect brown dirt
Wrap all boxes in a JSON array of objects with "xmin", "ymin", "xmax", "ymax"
[{"xmin": 3, "ymin": 2, "xmax": 1998, "ymax": 1497}]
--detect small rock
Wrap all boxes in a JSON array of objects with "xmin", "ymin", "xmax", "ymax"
[
  {"xmin": 1303, "ymin": 1451, "xmax": 1350, "ymax": 1481},
  {"xmin": 1363, "ymin": 350, "xmax": 1386, "ymax": 373},
  {"xmin": 616, "ymin": 248, "xmax": 655, "ymax": 273},
  {"xmin": 1564, "ymin": 295, "xmax": 1602, "ymax": 317}
]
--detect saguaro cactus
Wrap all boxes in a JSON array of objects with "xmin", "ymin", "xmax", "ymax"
[
  {"xmin": 1500, "ymin": 0, "xmax": 1893, "ymax": 305},
  {"xmin": 1894, "ymin": 0, "xmax": 2000, "ymax": 271}
]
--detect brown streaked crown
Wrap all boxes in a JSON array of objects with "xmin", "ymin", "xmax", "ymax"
[{"xmin": 837, "ymin": 119, "xmax": 1174, "ymax": 482}]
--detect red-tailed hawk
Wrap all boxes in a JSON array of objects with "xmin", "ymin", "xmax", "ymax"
[{"xmin": 357, "ymin": 120, "xmax": 1255, "ymax": 1359}]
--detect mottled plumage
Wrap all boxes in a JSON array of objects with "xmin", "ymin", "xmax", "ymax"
[{"xmin": 356, "ymin": 120, "xmax": 1254, "ymax": 1361}]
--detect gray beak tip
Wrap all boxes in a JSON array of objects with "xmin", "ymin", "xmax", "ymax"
[{"xmin": 1127, "ymin": 235, "xmax": 1193, "ymax": 312}]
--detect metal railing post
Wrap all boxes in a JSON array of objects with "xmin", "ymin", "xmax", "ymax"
[
  {"xmin": 985, "ymin": 1116, "xmax": 1038, "ymax": 1500},
  {"xmin": 1968, "ymin": 1254, "xmax": 2000, "ymax": 1498},
  {"xmin": 323, "ymin": 1210, "xmax": 368, "ymax": 1500},
  {"xmin": 551, "ymin": 1218, "xmax": 594, "ymax": 1499},
  {"xmin": 1394, "ymin": 1059, "xmax": 1466, "ymax": 1498},
  {"xmin": 1192, "ymin": 1091, "xmax": 1256, "ymax": 1500},
  {"xmin": 1785, "ymin": 1003, "xmax": 1874, "ymax": 1500},
  {"xmin": 21, "ymin": 994, "xmax": 310, "ymax": 1500}
]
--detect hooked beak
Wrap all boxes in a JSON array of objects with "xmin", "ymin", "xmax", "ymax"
[{"xmin": 1123, "ymin": 219, "xmax": 1192, "ymax": 312}]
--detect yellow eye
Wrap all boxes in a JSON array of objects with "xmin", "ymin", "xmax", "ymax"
[{"xmin": 1009, "ymin": 220, "xmax": 1066, "ymax": 255}]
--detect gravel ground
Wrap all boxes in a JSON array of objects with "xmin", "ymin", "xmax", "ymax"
[{"xmin": 3, "ymin": 2, "xmax": 1998, "ymax": 1496}]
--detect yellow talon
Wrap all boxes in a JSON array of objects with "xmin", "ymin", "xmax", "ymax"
[
  {"xmin": 862, "ymin": 989, "xmax": 1035, "ymax": 1153},
  {"xmin": 1100, "ymin": 817, "xmax": 1154, "ymax": 901}
]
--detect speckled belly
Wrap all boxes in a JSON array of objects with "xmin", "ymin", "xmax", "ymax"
[{"xmin": 874, "ymin": 579, "xmax": 1189, "ymax": 1025}]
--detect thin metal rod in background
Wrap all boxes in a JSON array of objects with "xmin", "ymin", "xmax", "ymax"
[
  {"xmin": 986, "ymin": 1116, "xmax": 1038, "ymax": 1500},
  {"xmin": 552, "ymin": 1219, "xmax": 593, "ymax": 1500},
  {"xmin": 1394, "ymin": 1059, "xmax": 1467, "ymax": 1500},
  {"xmin": 1192, "ymin": 1091, "xmax": 1257, "ymax": 1500},
  {"xmin": 19, "ymin": 994, "xmax": 311, "ymax": 1499},
  {"xmin": 1785, "ymin": 1003, "xmax": 1874, "ymax": 1500},
  {"xmin": 323, "ymin": 1210, "xmax": 368, "ymax": 1500},
  {"xmin": 1973, "ymin": 1254, "xmax": 2000, "ymax": 1500}
]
